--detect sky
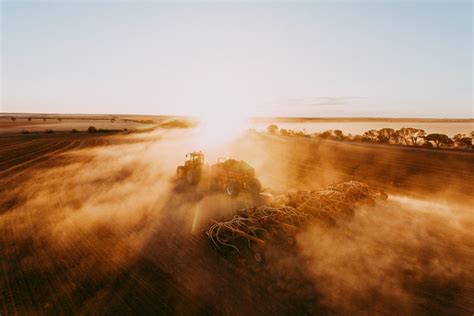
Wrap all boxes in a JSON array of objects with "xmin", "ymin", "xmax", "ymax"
[{"xmin": 0, "ymin": 1, "xmax": 472, "ymax": 118}]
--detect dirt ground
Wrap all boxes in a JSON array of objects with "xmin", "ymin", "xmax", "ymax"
[
  {"xmin": 0, "ymin": 129, "xmax": 473, "ymax": 315},
  {"xmin": 0, "ymin": 114, "xmax": 173, "ymax": 133}
]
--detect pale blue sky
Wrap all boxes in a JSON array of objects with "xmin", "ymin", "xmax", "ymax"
[{"xmin": 1, "ymin": 1, "xmax": 472, "ymax": 118}]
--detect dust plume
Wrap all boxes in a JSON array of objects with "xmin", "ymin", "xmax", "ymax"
[
  {"xmin": 294, "ymin": 196, "xmax": 474, "ymax": 314},
  {"xmin": 1, "ymin": 128, "xmax": 473, "ymax": 314},
  {"xmin": 228, "ymin": 132, "xmax": 474, "ymax": 314}
]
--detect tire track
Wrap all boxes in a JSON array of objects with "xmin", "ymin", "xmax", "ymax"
[
  {"xmin": 0, "ymin": 139, "xmax": 88, "ymax": 313},
  {"xmin": 0, "ymin": 139, "xmax": 84, "ymax": 185},
  {"xmin": 0, "ymin": 138, "xmax": 68, "ymax": 167},
  {"xmin": 0, "ymin": 138, "xmax": 44, "ymax": 154},
  {"xmin": 0, "ymin": 136, "xmax": 108, "ymax": 313}
]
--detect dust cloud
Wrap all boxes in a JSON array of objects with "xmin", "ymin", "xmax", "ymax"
[
  {"xmin": 230, "ymin": 132, "xmax": 474, "ymax": 314},
  {"xmin": 2, "ymin": 127, "xmax": 473, "ymax": 314},
  {"xmin": 297, "ymin": 196, "xmax": 474, "ymax": 314}
]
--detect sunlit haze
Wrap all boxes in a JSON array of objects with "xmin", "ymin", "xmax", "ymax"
[
  {"xmin": 1, "ymin": 1, "xmax": 472, "ymax": 118},
  {"xmin": 1, "ymin": 2, "xmax": 474, "ymax": 314}
]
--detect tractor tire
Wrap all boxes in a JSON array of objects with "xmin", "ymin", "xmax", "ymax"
[
  {"xmin": 176, "ymin": 166, "xmax": 185, "ymax": 179},
  {"xmin": 248, "ymin": 178, "xmax": 262, "ymax": 194},
  {"xmin": 224, "ymin": 182, "xmax": 240, "ymax": 197},
  {"xmin": 186, "ymin": 169, "xmax": 201, "ymax": 185}
]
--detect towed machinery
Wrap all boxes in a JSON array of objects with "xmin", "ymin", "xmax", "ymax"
[
  {"xmin": 205, "ymin": 181, "xmax": 388, "ymax": 263},
  {"xmin": 176, "ymin": 151, "xmax": 262, "ymax": 197}
]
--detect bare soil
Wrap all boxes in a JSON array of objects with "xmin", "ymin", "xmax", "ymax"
[{"xmin": 0, "ymin": 131, "xmax": 473, "ymax": 315}]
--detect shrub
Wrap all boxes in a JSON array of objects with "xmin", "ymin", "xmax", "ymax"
[
  {"xmin": 456, "ymin": 137, "xmax": 472, "ymax": 149},
  {"xmin": 21, "ymin": 129, "xmax": 30, "ymax": 134},
  {"xmin": 71, "ymin": 129, "xmax": 79, "ymax": 133},
  {"xmin": 45, "ymin": 129, "xmax": 54, "ymax": 134},
  {"xmin": 88, "ymin": 126, "xmax": 98, "ymax": 133},
  {"xmin": 319, "ymin": 130, "xmax": 332, "ymax": 139},
  {"xmin": 266, "ymin": 124, "xmax": 279, "ymax": 134}
]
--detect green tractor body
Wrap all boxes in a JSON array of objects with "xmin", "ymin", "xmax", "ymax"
[{"xmin": 176, "ymin": 151, "xmax": 204, "ymax": 185}]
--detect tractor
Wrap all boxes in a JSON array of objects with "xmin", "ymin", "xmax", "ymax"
[
  {"xmin": 176, "ymin": 152, "xmax": 262, "ymax": 197},
  {"xmin": 176, "ymin": 151, "xmax": 204, "ymax": 185}
]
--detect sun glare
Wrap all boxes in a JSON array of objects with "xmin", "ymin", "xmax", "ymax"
[{"xmin": 196, "ymin": 106, "xmax": 249, "ymax": 148}]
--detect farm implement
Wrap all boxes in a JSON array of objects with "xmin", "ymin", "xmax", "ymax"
[{"xmin": 205, "ymin": 181, "xmax": 387, "ymax": 262}]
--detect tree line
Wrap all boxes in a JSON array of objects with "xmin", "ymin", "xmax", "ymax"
[{"xmin": 266, "ymin": 125, "xmax": 473, "ymax": 150}]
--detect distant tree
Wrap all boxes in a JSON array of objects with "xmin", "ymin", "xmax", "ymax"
[
  {"xmin": 317, "ymin": 130, "xmax": 344, "ymax": 140},
  {"xmin": 362, "ymin": 129, "xmax": 378, "ymax": 142},
  {"xmin": 267, "ymin": 124, "xmax": 279, "ymax": 134},
  {"xmin": 45, "ymin": 129, "xmax": 54, "ymax": 134},
  {"xmin": 111, "ymin": 118, "xmax": 116, "ymax": 123},
  {"xmin": 455, "ymin": 137, "xmax": 472, "ymax": 149},
  {"xmin": 294, "ymin": 131, "xmax": 307, "ymax": 137},
  {"xmin": 43, "ymin": 118, "xmax": 47, "ymax": 122},
  {"xmin": 396, "ymin": 127, "xmax": 425, "ymax": 145},
  {"xmin": 344, "ymin": 133, "xmax": 353, "ymax": 141},
  {"xmin": 10, "ymin": 117, "xmax": 16, "ymax": 121},
  {"xmin": 396, "ymin": 127, "xmax": 411, "ymax": 145},
  {"xmin": 390, "ymin": 130, "xmax": 403, "ymax": 144},
  {"xmin": 280, "ymin": 128, "xmax": 289, "ymax": 136},
  {"xmin": 425, "ymin": 133, "xmax": 453, "ymax": 148},
  {"xmin": 319, "ymin": 130, "xmax": 333, "ymax": 139},
  {"xmin": 377, "ymin": 128, "xmax": 395, "ymax": 144},
  {"xmin": 88, "ymin": 126, "xmax": 98, "ymax": 133},
  {"xmin": 333, "ymin": 130, "xmax": 344, "ymax": 140},
  {"xmin": 412, "ymin": 129, "xmax": 426, "ymax": 145},
  {"xmin": 71, "ymin": 129, "xmax": 79, "ymax": 133},
  {"xmin": 27, "ymin": 117, "xmax": 32, "ymax": 121},
  {"xmin": 452, "ymin": 133, "xmax": 471, "ymax": 144},
  {"xmin": 58, "ymin": 118, "xmax": 62, "ymax": 122},
  {"xmin": 453, "ymin": 133, "xmax": 464, "ymax": 141}
]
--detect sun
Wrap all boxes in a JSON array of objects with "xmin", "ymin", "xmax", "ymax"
[{"xmin": 196, "ymin": 106, "xmax": 249, "ymax": 148}]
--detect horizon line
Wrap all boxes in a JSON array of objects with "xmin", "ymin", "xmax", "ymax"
[{"xmin": 1, "ymin": 112, "xmax": 473, "ymax": 122}]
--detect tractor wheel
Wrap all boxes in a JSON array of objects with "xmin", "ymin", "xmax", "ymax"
[
  {"xmin": 248, "ymin": 178, "xmax": 262, "ymax": 194},
  {"xmin": 176, "ymin": 166, "xmax": 185, "ymax": 179},
  {"xmin": 186, "ymin": 169, "xmax": 201, "ymax": 185},
  {"xmin": 224, "ymin": 182, "xmax": 240, "ymax": 197}
]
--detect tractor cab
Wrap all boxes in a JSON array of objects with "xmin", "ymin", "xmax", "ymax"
[{"xmin": 185, "ymin": 152, "xmax": 204, "ymax": 167}]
